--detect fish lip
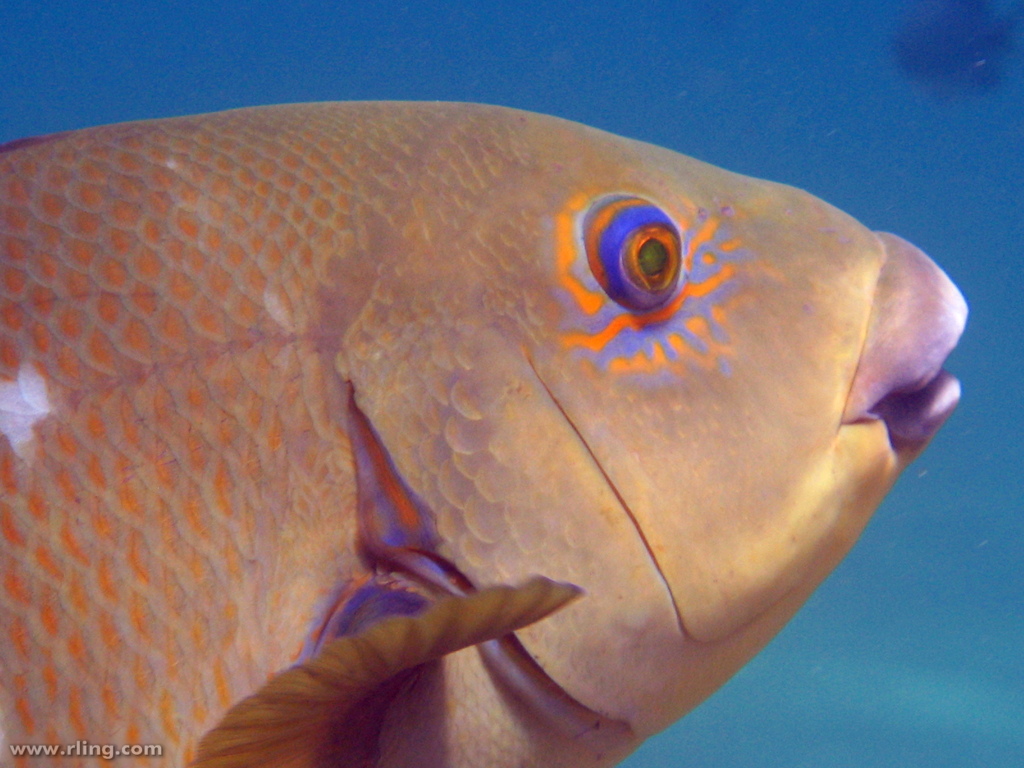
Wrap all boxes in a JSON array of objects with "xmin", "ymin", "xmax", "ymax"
[
  {"xmin": 856, "ymin": 368, "xmax": 962, "ymax": 452},
  {"xmin": 841, "ymin": 232, "xmax": 967, "ymax": 455}
]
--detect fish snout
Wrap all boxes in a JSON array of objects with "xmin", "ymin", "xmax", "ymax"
[{"xmin": 843, "ymin": 232, "xmax": 967, "ymax": 452}]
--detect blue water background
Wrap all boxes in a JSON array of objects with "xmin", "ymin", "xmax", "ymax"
[{"xmin": 1, "ymin": 2, "xmax": 1020, "ymax": 765}]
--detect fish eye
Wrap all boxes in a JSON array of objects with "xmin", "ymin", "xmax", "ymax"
[{"xmin": 585, "ymin": 197, "xmax": 683, "ymax": 311}]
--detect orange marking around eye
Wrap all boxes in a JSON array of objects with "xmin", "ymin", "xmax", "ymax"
[
  {"xmin": 607, "ymin": 342, "xmax": 669, "ymax": 374},
  {"xmin": 686, "ymin": 217, "xmax": 720, "ymax": 260},
  {"xmin": 557, "ymin": 196, "xmax": 745, "ymax": 375},
  {"xmin": 563, "ymin": 263, "xmax": 737, "ymax": 353},
  {"xmin": 672, "ymin": 332, "xmax": 725, "ymax": 371},
  {"xmin": 686, "ymin": 263, "xmax": 736, "ymax": 298},
  {"xmin": 562, "ymin": 313, "xmax": 640, "ymax": 352},
  {"xmin": 555, "ymin": 192, "xmax": 605, "ymax": 315},
  {"xmin": 666, "ymin": 333, "xmax": 706, "ymax": 366},
  {"xmin": 685, "ymin": 315, "xmax": 709, "ymax": 334}
]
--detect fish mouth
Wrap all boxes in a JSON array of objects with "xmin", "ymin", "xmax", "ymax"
[{"xmin": 842, "ymin": 232, "xmax": 967, "ymax": 454}]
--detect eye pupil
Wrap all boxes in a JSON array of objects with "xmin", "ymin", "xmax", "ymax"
[{"xmin": 637, "ymin": 238, "xmax": 669, "ymax": 281}]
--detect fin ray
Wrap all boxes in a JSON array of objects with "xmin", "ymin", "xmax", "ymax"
[{"xmin": 193, "ymin": 577, "xmax": 580, "ymax": 768}]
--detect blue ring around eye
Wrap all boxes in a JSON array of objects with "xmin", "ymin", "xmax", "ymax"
[{"xmin": 595, "ymin": 202, "xmax": 682, "ymax": 311}]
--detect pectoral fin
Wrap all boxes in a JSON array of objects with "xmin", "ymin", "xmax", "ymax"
[{"xmin": 192, "ymin": 577, "xmax": 581, "ymax": 768}]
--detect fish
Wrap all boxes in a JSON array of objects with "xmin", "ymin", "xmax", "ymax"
[
  {"xmin": 892, "ymin": 0, "xmax": 1021, "ymax": 96},
  {"xmin": 0, "ymin": 102, "xmax": 967, "ymax": 767}
]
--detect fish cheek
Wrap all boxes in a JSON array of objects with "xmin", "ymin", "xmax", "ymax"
[{"xmin": 341, "ymin": 318, "xmax": 689, "ymax": 726}]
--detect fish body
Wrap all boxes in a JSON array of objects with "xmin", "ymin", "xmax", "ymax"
[{"xmin": 0, "ymin": 103, "xmax": 966, "ymax": 766}]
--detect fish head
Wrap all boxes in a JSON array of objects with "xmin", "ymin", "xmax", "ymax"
[
  {"xmin": 522, "ymin": 123, "xmax": 967, "ymax": 732},
  {"xmin": 342, "ymin": 108, "xmax": 965, "ymax": 738}
]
